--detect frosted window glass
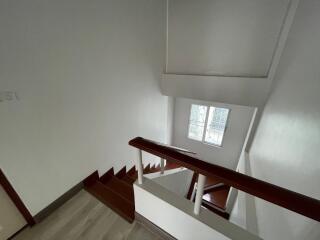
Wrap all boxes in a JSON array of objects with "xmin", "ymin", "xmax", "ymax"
[
  {"xmin": 204, "ymin": 107, "xmax": 229, "ymax": 146},
  {"xmin": 188, "ymin": 104, "xmax": 207, "ymax": 141}
]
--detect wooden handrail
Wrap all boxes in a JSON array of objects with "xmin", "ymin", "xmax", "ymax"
[
  {"xmin": 145, "ymin": 139, "xmax": 196, "ymax": 155},
  {"xmin": 129, "ymin": 137, "xmax": 320, "ymax": 222}
]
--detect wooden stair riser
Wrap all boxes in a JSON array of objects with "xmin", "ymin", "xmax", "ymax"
[
  {"xmin": 127, "ymin": 166, "xmax": 136, "ymax": 176},
  {"xmin": 104, "ymin": 177, "xmax": 134, "ymax": 202},
  {"xmin": 85, "ymin": 182, "xmax": 135, "ymax": 223},
  {"xmin": 116, "ymin": 166, "xmax": 127, "ymax": 178},
  {"xmin": 100, "ymin": 168, "xmax": 115, "ymax": 183}
]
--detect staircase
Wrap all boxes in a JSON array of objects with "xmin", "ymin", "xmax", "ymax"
[
  {"xmin": 83, "ymin": 162, "xmax": 180, "ymax": 223},
  {"xmin": 187, "ymin": 172, "xmax": 231, "ymax": 219}
]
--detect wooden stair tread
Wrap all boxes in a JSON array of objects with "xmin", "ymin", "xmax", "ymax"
[
  {"xmin": 202, "ymin": 186, "xmax": 230, "ymax": 210},
  {"xmin": 129, "ymin": 171, "xmax": 138, "ymax": 179},
  {"xmin": 202, "ymin": 201, "xmax": 230, "ymax": 220},
  {"xmin": 127, "ymin": 170, "xmax": 137, "ymax": 177},
  {"xmin": 186, "ymin": 172, "xmax": 230, "ymax": 218},
  {"xmin": 165, "ymin": 162, "xmax": 181, "ymax": 170},
  {"xmin": 85, "ymin": 181, "xmax": 134, "ymax": 223},
  {"xmin": 122, "ymin": 175, "xmax": 137, "ymax": 184},
  {"xmin": 103, "ymin": 176, "xmax": 134, "ymax": 202},
  {"xmin": 147, "ymin": 166, "xmax": 161, "ymax": 173},
  {"xmin": 205, "ymin": 176, "xmax": 223, "ymax": 188}
]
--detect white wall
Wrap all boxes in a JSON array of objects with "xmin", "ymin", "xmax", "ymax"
[
  {"xmin": 152, "ymin": 169, "xmax": 193, "ymax": 197},
  {"xmin": 167, "ymin": 0, "xmax": 290, "ymax": 76},
  {"xmin": 161, "ymin": 74, "xmax": 271, "ymax": 107},
  {"xmin": 0, "ymin": 0, "xmax": 169, "ymax": 215},
  {"xmin": 173, "ymin": 98, "xmax": 255, "ymax": 169},
  {"xmin": 166, "ymin": 96, "xmax": 175, "ymax": 145},
  {"xmin": 235, "ymin": 0, "xmax": 320, "ymax": 239}
]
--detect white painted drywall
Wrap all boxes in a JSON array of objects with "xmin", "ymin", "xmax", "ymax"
[
  {"xmin": 134, "ymin": 178, "xmax": 261, "ymax": 240},
  {"xmin": 0, "ymin": 0, "xmax": 169, "ymax": 215},
  {"xmin": 167, "ymin": 0, "xmax": 290, "ymax": 76},
  {"xmin": 233, "ymin": 0, "xmax": 320, "ymax": 239},
  {"xmin": 166, "ymin": 96, "xmax": 175, "ymax": 145},
  {"xmin": 161, "ymin": 74, "xmax": 271, "ymax": 107},
  {"xmin": 152, "ymin": 169, "xmax": 193, "ymax": 197},
  {"xmin": 173, "ymin": 98, "xmax": 255, "ymax": 169},
  {"xmin": 161, "ymin": 0, "xmax": 299, "ymax": 108}
]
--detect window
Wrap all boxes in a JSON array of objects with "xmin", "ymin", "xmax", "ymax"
[
  {"xmin": 188, "ymin": 104, "xmax": 208, "ymax": 141},
  {"xmin": 188, "ymin": 104, "xmax": 229, "ymax": 147}
]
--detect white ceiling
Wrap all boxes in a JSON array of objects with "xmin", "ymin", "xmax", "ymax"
[{"xmin": 167, "ymin": 0, "xmax": 291, "ymax": 77}]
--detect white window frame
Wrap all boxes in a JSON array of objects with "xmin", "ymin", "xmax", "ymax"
[{"xmin": 187, "ymin": 104, "xmax": 230, "ymax": 148}]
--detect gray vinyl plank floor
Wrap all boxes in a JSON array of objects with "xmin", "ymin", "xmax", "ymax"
[{"xmin": 13, "ymin": 190, "xmax": 162, "ymax": 240}]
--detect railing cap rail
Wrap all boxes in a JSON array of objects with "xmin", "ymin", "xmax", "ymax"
[{"xmin": 129, "ymin": 137, "xmax": 320, "ymax": 222}]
